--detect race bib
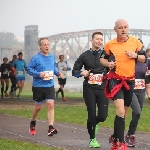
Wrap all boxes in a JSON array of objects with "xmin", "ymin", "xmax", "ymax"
[
  {"xmin": 43, "ymin": 71, "xmax": 54, "ymax": 80},
  {"xmin": 17, "ymin": 71, "xmax": 24, "ymax": 76},
  {"xmin": 61, "ymin": 71, "xmax": 67, "ymax": 79},
  {"xmin": 88, "ymin": 73, "xmax": 103, "ymax": 85},
  {"xmin": 3, "ymin": 70, "xmax": 8, "ymax": 75},
  {"xmin": 134, "ymin": 79, "xmax": 145, "ymax": 89}
]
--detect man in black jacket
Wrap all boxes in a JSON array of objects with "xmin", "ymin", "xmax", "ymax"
[{"xmin": 72, "ymin": 32, "xmax": 109, "ymax": 148}]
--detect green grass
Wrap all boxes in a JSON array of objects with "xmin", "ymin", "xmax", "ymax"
[
  {"xmin": 0, "ymin": 104, "xmax": 150, "ymax": 132},
  {"xmin": 20, "ymin": 91, "xmax": 83, "ymax": 99},
  {"xmin": 6, "ymin": 82, "xmax": 83, "ymax": 99},
  {"xmin": 0, "ymin": 138, "xmax": 61, "ymax": 150}
]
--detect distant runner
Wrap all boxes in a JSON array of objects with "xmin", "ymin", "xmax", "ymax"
[
  {"xmin": 56, "ymin": 55, "xmax": 71, "ymax": 101},
  {"xmin": 9, "ymin": 55, "xmax": 17, "ymax": 98},
  {"xmin": 0, "ymin": 57, "xmax": 11, "ymax": 99},
  {"xmin": 12, "ymin": 52, "xmax": 27, "ymax": 99},
  {"xmin": 125, "ymin": 47, "xmax": 147, "ymax": 147}
]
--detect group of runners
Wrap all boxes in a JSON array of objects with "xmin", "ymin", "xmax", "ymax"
[
  {"xmin": 1, "ymin": 18, "xmax": 150, "ymax": 150},
  {"xmin": 0, "ymin": 52, "xmax": 27, "ymax": 100},
  {"xmin": 73, "ymin": 18, "xmax": 150, "ymax": 149},
  {"xmin": 0, "ymin": 54, "xmax": 71, "ymax": 101}
]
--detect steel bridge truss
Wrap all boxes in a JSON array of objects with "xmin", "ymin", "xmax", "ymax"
[{"xmin": 48, "ymin": 29, "xmax": 150, "ymax": 59}]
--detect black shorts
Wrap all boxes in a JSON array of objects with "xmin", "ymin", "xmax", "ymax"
[
  {"xmin": 58, "ymin": 78, "xmax": 66, "ymax": 85},
  {"xmin": 108, "ymin": 79, "xmax": 134, "ymax": 107},
  {"xmin": 145, "ymin": 75, "xmax": 150, "ymax": 84},
  {"xmin": 1, "ymin": 75, "xmax": 9, "ymax": 79},
  {"xmin": 32, "ymin": 86, "xmax": 55, "ymax": 102}
]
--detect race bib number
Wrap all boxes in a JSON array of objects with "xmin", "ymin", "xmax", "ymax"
[
  {"xmin": 3, "ymin": 70, "xmax": 8, "ymax": 75},
  {"xmin": 88, "ymin": 73, "xmax": 103, "ymax": 85},
  {"xmin": 17, "ymin": 71, "xmax": 24, "ymax": 76},
  {"xmin": 134, "ymin": 79, "xmax": 145, "ymax": 89},
  {"xmin": 43, "ymin": 71, "xmax": 54, "ymax": 80}
]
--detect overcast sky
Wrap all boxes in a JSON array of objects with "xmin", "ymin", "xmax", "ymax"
[{"xmin": 1, "ymin": 0, "xmax": 150, "ymax": 45}]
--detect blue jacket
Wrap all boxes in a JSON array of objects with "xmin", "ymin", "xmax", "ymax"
[{"xmin": 26, "ymin": 52, "xmax": 59, "ymax": 87}]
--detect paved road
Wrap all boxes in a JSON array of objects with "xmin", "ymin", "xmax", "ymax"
[
  {"xmin": 0, "ymin": 98, "xmax": 150, "ymax": 150},
  {"xmin": 0, "ymin": 113, "xmax": 150, "ymax": 150}
]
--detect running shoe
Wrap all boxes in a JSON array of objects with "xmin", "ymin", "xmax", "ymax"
[
  {"xmin": 125, "ymin": 135, "xmax": 136, "ymax": 147},
  {"xmin": 5, "ymin": 92, "xmax": 9, "ymax": 97},
  {"xmin": 17, "ymin": 95, "xmax": 21, "ymax": 100},
  {"xmin": 9, "ymin": 92, "xmax": 13, "ymax": 98},
  {"xmin": 95, "ymin": 124, "xmax": 99, "ymax": 135},
  {"xmin": 62, "ymin": 97, "xmax": 66, "ymax": 101},
  {"xmin": 89, "ymin": 138, "xmax": 100, "ymax": 148},
  {"xmin": 119, "ymin": 142, "xmax": 128, "ymax": 150},
  {"xmin": 13, "ymin": 91, "xmax": 16, "ymax": 97},
  {"xmin": 48, "ymin": 127, "xmax": 58, "ymax": 136},
  {"xmin": 109, "ymin": 135, "xmax": 117, "ymax": 143},
  {"xmin": 29, "ymin": 121, "xmax": 36, "ymax": 135},
  {"xmin": 110, "ymin": 141, "xmax": 118, "ymax": 150}
]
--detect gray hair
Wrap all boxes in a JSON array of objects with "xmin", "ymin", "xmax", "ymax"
[
  {"xmin": 38, "ymin": 37, "xmax": 49, "ymax": 46},
  {"xmin": 114, "ymin": 19, "xmax": 128, "ymax": 28}
]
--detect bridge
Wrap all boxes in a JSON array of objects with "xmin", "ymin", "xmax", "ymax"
[
  {"xmin": 1, "ymin": 28, "xmax": 150, "ymax": 63},
  {"xmin": 0, "ymin": 46, "xmax": 23, "ymax": 63},
  {"xmin": 47, "ymin": 29, "xmax": 150, "ymax": 60}
]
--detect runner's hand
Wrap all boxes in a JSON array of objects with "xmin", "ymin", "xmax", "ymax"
[
  {"xmin": 40, "ymin": 72, "xmax": 45, "ymax": 78},
  {"xmin": 81, "ymin": 70, "xmax": 91, "ymax": 77},
  {"xmin": 147, "ymin": 67, "xmax": 150, "ymax": 75},
  {"xmin": 108, "ymin": 61, "xmax": 116, "ymax": 70},
  {"xmin": 63, "ymin": 67, "xmax": 67, "ymax": 71},
  {"xmin": 125, "ymin": 51, "xmax": 138, "ymax": 59},
  {"xmin": 58, "ymin": 72, "xmax": 63, "ymax": 78}
]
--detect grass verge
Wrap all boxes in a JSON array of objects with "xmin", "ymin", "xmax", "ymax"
[
  {"xmin": 0, "ymin": 138, "xmax": 61, "ymax": 150},
  {"xmin": 0, "ymin": 104, "xmax": 150, "ymax": 132},
  {"xmin": 19, "ymin": 91, "xmax": 83, "ymax": 99}
]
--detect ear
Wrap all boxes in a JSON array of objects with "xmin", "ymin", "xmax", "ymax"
[
  {"xmin": 90, "ymin": 38, "xmax": 93, "ymax": 44},
  {"xmin": 114, "ymin": 27, "xmax": 117, "ymax": 32}
]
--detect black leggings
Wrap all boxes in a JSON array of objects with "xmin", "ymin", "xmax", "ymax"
[
  {"xmin": 9, "ymin": 76, "xmax": 17, "ymax": 92},
  {"xmin": 83, "ymin": 85, "xmax": 109, "ymax": 139}
]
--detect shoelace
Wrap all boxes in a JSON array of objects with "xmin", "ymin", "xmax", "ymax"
[
  {"xmin": 31, "ymin": 125, "xmax": 35, "ymax": 130},
  {"xmin": 130, "ymin": 136, "xmax": 135, "ymax": 142}
]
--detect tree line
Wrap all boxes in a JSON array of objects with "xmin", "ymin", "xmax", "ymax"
[{"xmin": 0, "ymin": 32, "xmax": 23, "ymax": 48}]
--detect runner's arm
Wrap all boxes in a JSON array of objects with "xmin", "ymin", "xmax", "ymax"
[
  {"xmin": 11, "ymin": 60, "xmax": 16, "ymax": 67},
  {"xmin": 100, "ymin": 42, "xmax": 112, "ymax": 67},
  {"xmin": 24, "ymin": 60, "xmax": 27, "ymax": 71},
  {"xmin": 54, "ymin": 57, "xmax": 59, "ymax": 76},
  {"xmin": 100, "ymin": 50, "xmax": 110, "ymax": 67},
  {"xmin": 137, "ymin": 50, "xmax": 146, "ymax": 63},
  {"xmin": 54, "ymin": 65, "xmax": 59, "ymax": 76},
  {"xmin": 72, "ymin": 54, "xmax": 84, "ymax": 78},
  {"xmin": 66, "ymin": 62, "xmax": 71, "ymax": 71},
  {"xmin": 136, "ymin": 39, "xmax": 146, "ymax": 63},
  {"xmin": 26, "ymin": 57, "xmax": 40, "ymax": 77}
]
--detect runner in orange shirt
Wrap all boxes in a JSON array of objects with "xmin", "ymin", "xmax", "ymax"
[{"xmin": 100, "ymin": 19, "xmax": 146, "ymax": 150}]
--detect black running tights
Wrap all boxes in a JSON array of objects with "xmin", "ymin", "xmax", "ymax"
[{"xmin": 83, "ymin": 85, "xmax": 109, "ymax": 139}]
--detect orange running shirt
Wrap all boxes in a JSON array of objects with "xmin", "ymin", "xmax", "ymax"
[{"xmin": 104, "ymin": 36, "xmax": 142, "ymax": 77}]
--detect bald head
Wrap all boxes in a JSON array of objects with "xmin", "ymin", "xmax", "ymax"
[
  {"xmin": 114, "ymin": 19, "xmax": 129, "ymax": 40},
  {"xmin": 114, "ymin": 19, "xmax": 128, "ymax": 28}
]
